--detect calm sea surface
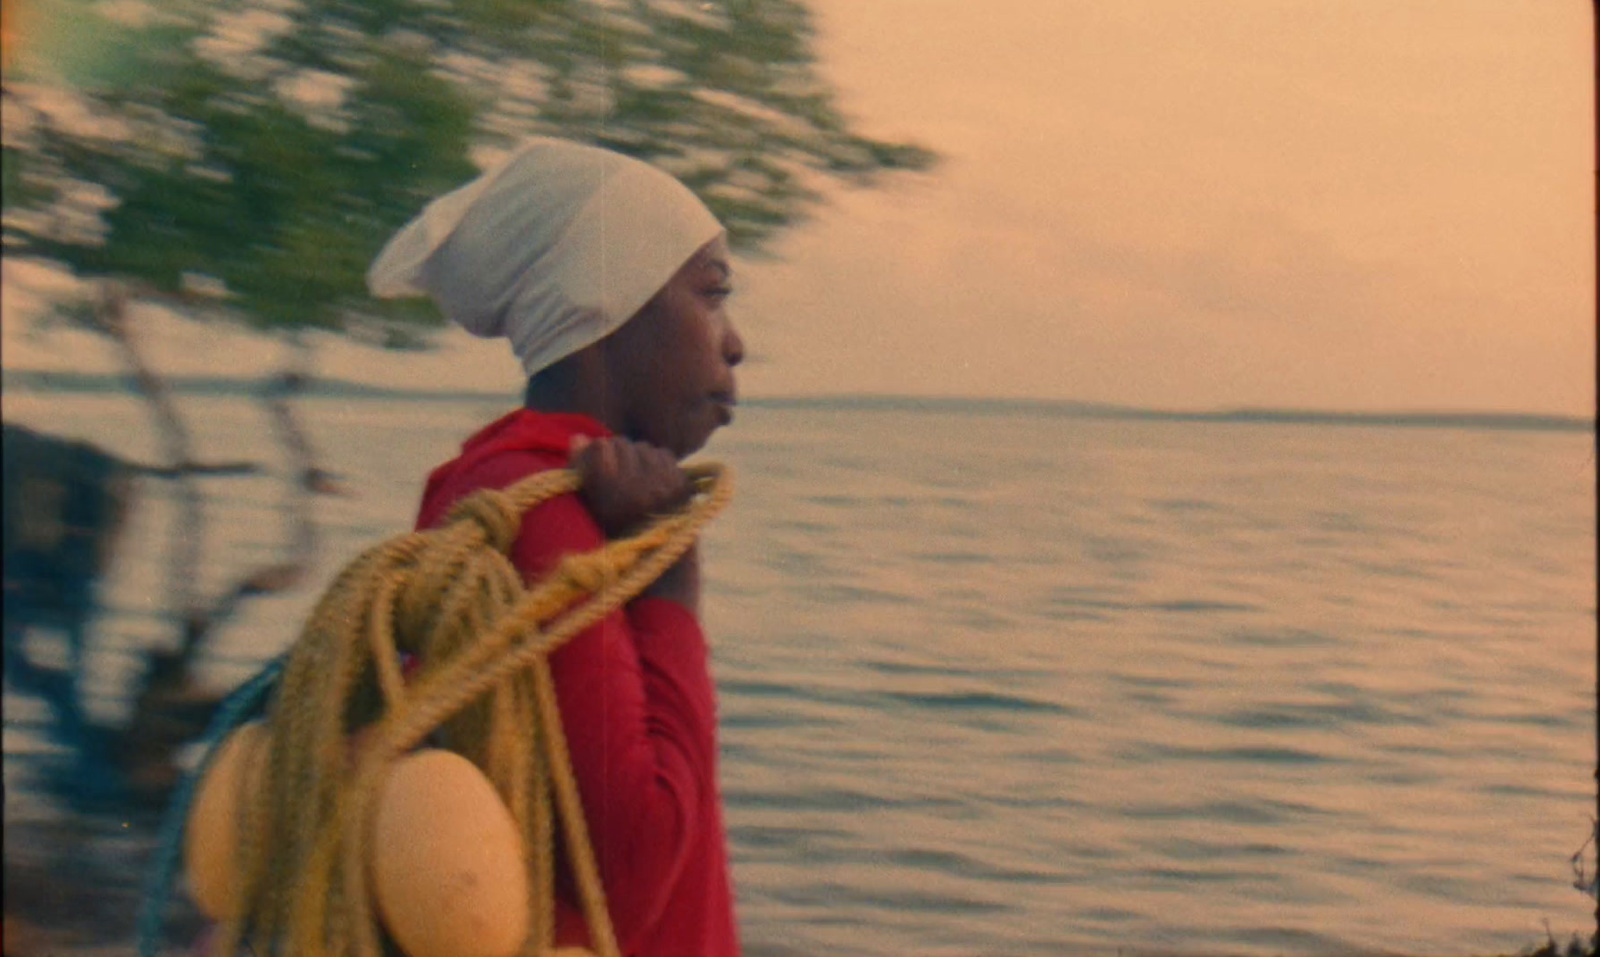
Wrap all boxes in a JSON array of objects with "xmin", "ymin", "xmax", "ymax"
[{"xmin": 3, "ymin": 390, "xmax": 1595, "ymax": 955}]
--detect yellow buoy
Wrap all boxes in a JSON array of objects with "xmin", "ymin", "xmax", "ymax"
[
  {"xmin": 369, "ymin": 749, "xmax": 530, "ymax": 957},
  {"xmin": 184, "ymin": 721, "xmax": 269, "ymax": 920}
]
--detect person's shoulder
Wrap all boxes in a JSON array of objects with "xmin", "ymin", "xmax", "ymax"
[
  {"xmin": 458, "ymin": 447, "xmax": 567, "ymax": 494},
  {"xmin": 419, "ymin": 446, "xmax": 568, "ymax": 532},
  {"xmin": 511, "ymin": 468, "xmax": 606, "ymax": 575},
  {"xmin": 452, "ymin": 446, "xmax": 603, "ymax": 550}
]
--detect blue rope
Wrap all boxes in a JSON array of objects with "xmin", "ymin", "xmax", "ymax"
[{"xmin": 137, "ymin": 655, "xmax": 286, "ymax": 957}]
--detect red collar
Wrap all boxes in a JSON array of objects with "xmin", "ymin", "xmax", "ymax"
[
  {"xmin": 422, "ymin": 408, "xmax": 611, "ymax": 506},
  {"xmin": 460, "ymin": 408, "xmax": 611, "ymax": 459}
]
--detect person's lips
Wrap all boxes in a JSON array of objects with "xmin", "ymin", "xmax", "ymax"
[{"xmin": 710, "ymin": 389, "xmax": 737, "ymax": 425}]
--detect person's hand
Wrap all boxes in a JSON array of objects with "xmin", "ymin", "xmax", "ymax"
[
  {"xmin": 570, "ymin": 435, "xmax": 701, "ymax": 613},
  {"xmin": 569, "ymin": 435, "xmax": 694, "ymax": 539}
]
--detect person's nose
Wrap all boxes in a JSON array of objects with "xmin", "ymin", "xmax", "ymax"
[{"xmin": 722, "ymin": 319, "xmax": 745, "ymax": 368}]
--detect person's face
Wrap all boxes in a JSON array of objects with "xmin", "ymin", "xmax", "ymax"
[{"xmin": 605, "ymin": 235, "xmax": 744, "ymax": 459}]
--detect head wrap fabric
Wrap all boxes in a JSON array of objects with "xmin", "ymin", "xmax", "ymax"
[{"xmin": 368, "ymin": 137, "xmax": 725, "ymax": 377}]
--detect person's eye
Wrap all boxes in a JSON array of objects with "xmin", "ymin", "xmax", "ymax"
[{"xmin": 707, "ymin": 285, "xmax": 734, "ymax": 301}]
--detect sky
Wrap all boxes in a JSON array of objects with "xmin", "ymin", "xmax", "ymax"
[
  {"xmin": 731, "ymin": 0, "xmax": 1595, "ymax": 414},
  {"xmin": 3, "ymin": 0, "xmax": 1594, "ymax": 415}
]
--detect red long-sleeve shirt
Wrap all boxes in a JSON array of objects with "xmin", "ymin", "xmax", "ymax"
[{"xmin": 414, "ymin": 409, "xmax": 739, "ymax": 957}]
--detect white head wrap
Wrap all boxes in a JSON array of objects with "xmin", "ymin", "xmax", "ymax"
[{"xmin": 367, "ymin": 137, "xmax": 724, "ymax": 376}]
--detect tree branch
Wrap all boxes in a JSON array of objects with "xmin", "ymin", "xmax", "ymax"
[
  {"xmin": 96, "ymin": 282, "xmax": 205, "ymax": 633},
  {"xmin": 131, "ymin": 461, "xmax": 261, "ymax": 478},
  {"xmin": 175, "ymin": 351, "xmax": 326, "ymax": 662},
  {"xmin": 100, "ymin": 293, "xmax": 334, "ymax": 799}
]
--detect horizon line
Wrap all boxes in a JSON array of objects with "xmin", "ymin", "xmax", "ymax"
[{"xmin": 2, "ymin": 369, "xmax": 1590, "ymax": 432}]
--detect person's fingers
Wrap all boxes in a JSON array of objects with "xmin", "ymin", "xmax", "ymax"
[
  {"xmin": 589, "ymin": 437, "xmax": 618, "ymax": 481},
  {"xmin": 573, "ymin": 438, "xmax": 695, "ymax": 531},
  {"xmin": 634, "ymin": 444, "xmax": 669, "ymax": 497},
  {"xmin": 615, "ymin": 438, "xmax": 649, "ymax": 486},
  {"xmin": 569, "ymin": 440, "xmax": 595, "ymax": 479},
  {"xmin": 648, "ymin": 446, "xmax": 690, "ymax": 505}
]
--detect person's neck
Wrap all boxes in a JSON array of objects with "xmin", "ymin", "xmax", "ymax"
[{"xmin": 522, "ymin": 356, "xmax": 624, "ymax": 434}]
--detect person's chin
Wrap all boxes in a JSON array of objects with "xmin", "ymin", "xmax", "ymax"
[
  {"xmin": 680, "ymin": 428, "xmax": 712, "ymax": 459},
  {"xmin": 679, "ymin": 416, "xmax": 722, "ymax": 459}
]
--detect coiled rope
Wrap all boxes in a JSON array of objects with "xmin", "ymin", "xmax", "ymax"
[{"xmin": 140, "ymin": 462, "xmax": 732, "ymax": 957}]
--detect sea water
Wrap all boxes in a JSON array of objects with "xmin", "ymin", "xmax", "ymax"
[{"xmin": 2, "ymin": 389, "xmax": 1594, "ymax": 955}]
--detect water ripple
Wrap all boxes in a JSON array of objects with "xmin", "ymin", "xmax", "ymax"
[
  {"xmin": 769, "ymin": 882, "xmax": 1007, "ymax": 915},
  {"xmin": 1145, "ymin": 599, "xmax": 1261, "ymax": 613},
  {"xmin": 1121, "ymin": 798, "xmax": 1338, "ymax": 825},
  {"xmin": 877, "ymin": 689, "xmax": 1080, "ymax": 716},
  {"xmin": 1211, "ymin": 700, "xmax": 1433, "ymax": 730},
  {"xmin": 723, "ymin": 787, "xmax": 963, "ymax": 813}
]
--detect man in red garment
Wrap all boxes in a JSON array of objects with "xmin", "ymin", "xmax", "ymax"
[{"xmin": 374, "ymin": 138, "xmax": 745, "ymax": 957}]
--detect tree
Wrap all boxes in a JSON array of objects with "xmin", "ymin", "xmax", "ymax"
[
  {"xmin": 3, "ymin": 0, "xmax": 934, "ymax": 339},
  {"xmin": 2, "ymin": 8, "xmax": 933, "ymax": 948},
  {"xmin": 0, "ymin": 0, "xmax": 933, "ymax": 810}
]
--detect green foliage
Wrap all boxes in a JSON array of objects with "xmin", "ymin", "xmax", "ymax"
[{"xmin": 2, "ymin": 0, "xmax": 933, "ymax": 334}]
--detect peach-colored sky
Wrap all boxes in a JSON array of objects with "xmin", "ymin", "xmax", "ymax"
[
  {"xmin": 2, "ymin": 1, "xmax": 1593, "ymax": 415},
  {"xmin": 732, "ymin": 0, "xmax": 1595, "ymax": 414}
]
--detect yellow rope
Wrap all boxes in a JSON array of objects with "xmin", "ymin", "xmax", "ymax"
[{"xmin": 212, "ymin": 463, "xmax": 732, "ymax": 957}]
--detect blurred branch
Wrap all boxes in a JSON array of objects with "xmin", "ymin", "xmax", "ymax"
[
  {"xmin": 94, "ymin": 284, "xmax": 334, "ymax": 799},
  {"xmin": 95, "ymin": 281, "xmax": 205, "ymax": 633},
  {"xmin": 174, "ymin": 352, "xmax": 326, "ymax": 664},
  {"xmin": 1574, "ymin": 816, "xmax": 1599, "ymax": 900},
  {"xmin": 132, "ymin": 460, "xmax": 260, "ymax": 478}
]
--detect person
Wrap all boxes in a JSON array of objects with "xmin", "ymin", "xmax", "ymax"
[{"xmin": 368, "ymin": 137, "xmax": 746, "ymax": 957}]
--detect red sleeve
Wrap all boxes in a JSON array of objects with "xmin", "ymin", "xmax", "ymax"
[{"xmin": 432, "ymin": 452, "xmax": 716, "ymax": 952}]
